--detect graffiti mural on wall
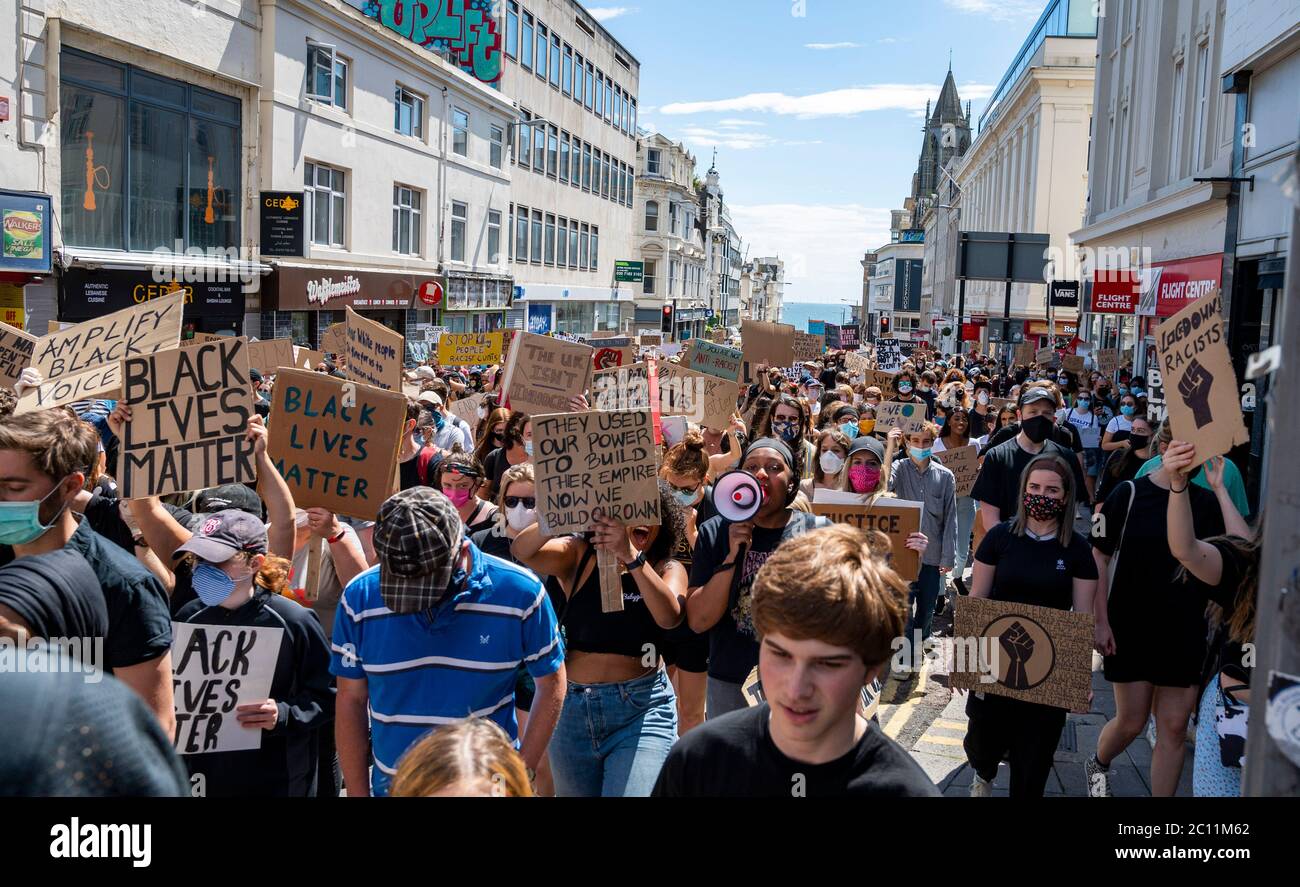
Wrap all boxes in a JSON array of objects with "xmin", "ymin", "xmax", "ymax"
[{"xmin": 352, "ymin": 0, "xmax": 502, "ymax": 85}]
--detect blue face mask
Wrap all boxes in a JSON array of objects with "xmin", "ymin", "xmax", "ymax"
[
  {"xmin": 839, "ymin": 422, "xmax": 860, "ymax": 440},
  {"xmin": 1120, "ymin": 405, "xmax": 1136, "ymax": 417},
  {"xmin": 935, "ymin": 416, "xmax": 947, "ymax": 427},
  {"xmin": 0, "ymin": 477, "xmax": 72, "ymax": 546},
  {"xmin": 192, "ymin": 562, "xmax": 238, "ymax": 607},
  {"xmin": 670, "ymin": 487, "xmax": 700, "ymax": 508},
  {"xmin": 433, "ymin": 410, "xmax": 446, "ymax": 432},
  {"xmin": 773, "ymin": 421, "xmax": 800, "ymax": 444},
  {"xmin": 909, "ymin": 446, "xmax": 933, "ymax": 462},
  {"xmin": 523, "ymin": 440, "xmax": 534, "ymax": 457},
  {"xmin": 1077, "ymin": 399, "xmax": 1091, "ymax": 409}
]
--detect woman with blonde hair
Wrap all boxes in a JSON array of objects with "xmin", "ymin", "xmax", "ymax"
[{"xmin": 390, "ymin": 718, "xmax": 534, "ymax": 797}]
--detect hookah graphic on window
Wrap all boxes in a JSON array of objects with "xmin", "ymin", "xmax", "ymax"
[
  {"xmin": 82, "ymin": 131, "xmax": 111, "ymax": 212},
  {"xmin": 205, "ymin": 155, "xmax": 216, "ymax": 224}
]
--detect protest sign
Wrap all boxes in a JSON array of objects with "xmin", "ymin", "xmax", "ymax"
[
  {"xmin": 710, "ymin": 328, "xmax": 727, "ymax": 344},
  {"xmin": 1154, "ymin": 290, "xmax": 1248, "ymax": 462},
  {"xmin": 949, "ymin": 596, "xmax": 1094, "ymax": 710},
  {"xmin": 792, "ymin": 331, "xmax": 825, "ymax": 364},
  {"xmin": 741, "ymin": 319, "xmax": 796, "ymax": 368},
  {"xmin": 293, "ymin": 345, "xmax": 324, "ymax": 370},
  {"xmin": 0, "ymin": 323, "xmax": 35, "ymax": 390},
  {"xmin": 824, "ymin": 324, "xmax": 842, "ymax": 350},
  {"xmin": 988, "ymin": 396, "xmax": 1014, "ymax": 413},
  {"xmin": 438, "ymin": 331, "xmax": 504, "ymax": 367},
  {"xmin": 1061, "ymin": 354, "xmax": 1085, "ymax": 375},
  {"xmin": 867, "ymin": 369, "xmax": 897, "ymax": 391},
  {"xmin": 245, "ymin": 338, "xmax": 295, "ymax": 375},
  {"xmin": 875, "ymin": 338, "xmax": 902, "ymax": 372},
  {"xmin": 840, "ymin": 324, "xmax": 861, "ymax": 349},
  {"xmin": 593, "ymin": 361, "xmax": 651, "ymax": 411},
  {"xmin": 658, "ymin": 362, "xmax": 738, "ymax": 430},
  {"xmin": 873, "ymin": 401, "xmax": 929, "ymax": 436},
  {"xmin": 1097, "ymin": 349, "xmax": 1120, "ymax": 378},
  {"xmin": 447, "ymin": 391, "xmax": 486, "ymax": 426},
  {"xmin": 171, "ymin": 622, "xmax": 284, "ymax": 755},
  {"xmin": 934, "ymin": 444, "xmax": 979, "ymax": 498},
  {"xmin": 841, "ymin": 349, "xmax": 868, "ymax": 377},
  {"xmin": 1035, "ymin": 347, "xmax": 1055, "ymax": 365},
  {"xmin": 501, "ymin": 331, "xmax": 593, "ymax": 417},
  {"xmin": 120, "ymin": 337, "xmax": 256, "ymax": 498},
  {"xmin": 810, "ymin": 496, "xmax": 922, "ymax": 580},
  {"xmin": 321, "ymin": 323, "xmax": 345, "ymax": 354},
  {"xmin": 345, "ymin": 307, "xmax": 404, "ymax": 391},
  {"xmin": 639, "ymin": 333, "xmax": 662, "ymax": 348},
  {"xmin": 686, "ymin": 339, "xmax": 742, "ymax": 382},
  {"xmin": 268, "ymin": 368, "xmax": 405, "ymax": 520},
  {"xmin": 16, "ymin": 291, "xmax": 184, "ymax": 414},
  {"xmin": 1014, "ymin": 342, "xmax": 1036, "ymax": 366},
  {"xmin": 180, "ymin": 332, "xmax": 228, "ymax": 349},
  {"xmin": 592, "ymin": 344, "xmax": 635, "ymax": 371}
]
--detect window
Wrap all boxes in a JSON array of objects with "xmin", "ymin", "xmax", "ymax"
[
  {"xmin": 562, "ymin": 45, "xmax": 573, "ymax": 94},
  {"xmin": 647, "ymin": 148, "xmax": 661, "ymax": 175},
  {"xmin": 547, "ymin": 125, "xmax": 558, "ymax": 177},
  {"xmin": 487, "ymin": 209, "xmax": 501, "ymax": 263},
  {"xmin": 535, "ymin": 23, "xmax": 548, "ymax": 80},
  {"xmin": 602, "ymin": 153, "xmax": 611, "ymax": 199},
  {"xmin": 669, "ymin": 259, "xmax": 678, "ymax": 295},
  {"xmin": 515, "ymin": 205, "xmax": 529, "ymax": 262},
  {"xmin": 560, "ymin": 132, "xmax": 570, "ymax": 182},
  {"xmin": 305, "ymin": 160, "xmax": 345, "ymax": 247},
  {"xmin": 1169, "ymin": 60, "xmax": 1186, "ymax": 179},
  {"xmin": 645, "ymin": 200, "xmax": 659, "ymax": 231},
  {"xmin": 1192, "ymin": 42, "xmax": 1210, "ymax": 172},
  {"xmin": 582, "ymin": 143, "xmax": 592, "ymax": 189},
  {"xmin": 615, "ymin": 89, "xmax": 623, "ymax": 132},
  {"xmin": 585, "ymin": 63, "xmax": 594, "ymax": 110},
  {"xmin": 533, "ymin": 122, "xmax": 545, "ymax": 172},
  {"xmin": 591, "ymin": 226, "xmax": 599, "ymax": 269},
  {"xmin": 450, "ymin": 201, "xmax": 467, "ymax": 262},
  {"xmin": 395, "ymin": 86, "xmax": 424, "ymax": 138},
  {"xmin": 307, "ymin": 44, "xmax": 347, "ymax": 108},
  {"xmin": 643, "ymin": 259, "xmax": 656, "ymax": 295},
  {"xmin": 568, "ymin": 221, "xmax": 579, "ymax": 268},
  {"xmin": 506, "ymin": 2, "xmax": 519, "ymax": 58},
  {"xmin": 521, "ymin": 13, "xmax": 533, "ymax": 70},
  {"xmin": 545, "ymin": 214, "xmax": 556, "ymax": 265},
  {"xmin": 518, "ymin": 111, "xmax": 532, "ymax": 166},
  {"xmin": 550, "ymin": 35, "xmax": 561, "ymax": 87},
  {"xmin": 490, "ymin": 124, "xmax": 504, "ymax": 169},
  {"xmin": 580, "ymin": 223, "xmax": 589, "ymax": 270},
  {"xmin": 508, "ymin": 204, "xmax": 514, "ymax": 260},
  {"xmin": 569, "ymin": 137, "xmax": 581, "ymax": 187},
  {"xmin": 630, "ymin": 98, "xmax": 637, "ymax": 133},
  {"xmin": 573, "ymin": 52, "xmax": 584, "ymax": 105},
  {"xmin": 604, "ymin": 79, "xmax": 612, "ymax": 122},
  {"xmin": 530, "ymin": 210, "xmax": 542, "ymax": 264},
  {"xmin": 556, "ymin": 216, "xmax": 568, "ymax": 266},
  {"xmin": 669, "ymin": 201, "xmax": 678, "ymax": 235},
  {"xmin": 452, "ymin": 107, "xmax": 469, "ymax": 156},
  {"xmin": 595, "ymin": 72, "xmax": 605, "ymax": 121},
  {"xmin": 392, "ymin": 185, "xmax": 421, "ymax": 254}
]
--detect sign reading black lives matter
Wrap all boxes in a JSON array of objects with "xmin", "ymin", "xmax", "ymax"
[
  {"xmin": 533, "ymin": 409, "xmax": 661, "ymax": 537},
  {"xmin": 171, "ymin": 622, "xmax": 283, "ymax": 755},
  {"xmin": 121, "ymin": 337, "xmax": 257, "ymax": 498}
]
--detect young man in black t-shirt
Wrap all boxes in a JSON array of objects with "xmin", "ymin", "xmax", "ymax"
[{"xmin": 655, "ymin": 525, "xmax": 939, "ymax": 797}]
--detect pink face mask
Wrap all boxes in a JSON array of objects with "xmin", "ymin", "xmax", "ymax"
[
  {"xmin": 443, "ymin": 487, "xmax": 473, "ymax": 508},
  {"xmin": 848, "ymin": 464, "xmax": 881, "ymax": 493}
]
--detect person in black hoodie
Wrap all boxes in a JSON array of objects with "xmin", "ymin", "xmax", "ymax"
[{"xmin": 172, "ymin": 509, "xmax": 334, "ymax": 797}]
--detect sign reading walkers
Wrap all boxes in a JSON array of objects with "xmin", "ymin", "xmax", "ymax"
[
  {"xmin": 0, "ymin": 322, "xmax": 35, "ymax": 390},
  {"xmin": 120, "ymin": 338, "xmax": 257, "ymax": 498},
  {"xmin": 501, "ymin": 331, "xmax": 593, "ymax": 417},
  {"xmin": 268, "ymin": 369, "xmax": 406, "ymax": 521},
  {"xmin": 16, "ymin": 290, "xmax": 184, "ymax": 415},
  {"xmin": 810, "ymin": 497, "xmax": 923, "ymax": 581},
  {"xmin": 345, "ymin": 306, "xmax": 404, "ymax": 391},
  {"xmin": 171, "ymin": 622, "xmax": 284, "ymax": 755}
]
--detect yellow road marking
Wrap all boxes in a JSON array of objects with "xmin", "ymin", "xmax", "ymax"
[
  {"xmin": 934, "ymin": 719, "xmax": 968, "ymax": 732},
  {"xmin": 918, "ymin": 734, "xmax": 965, "ymax": 747},
  {"xmin": 882, "ymin": 657, "xmax": 932, "ymax": 739}
]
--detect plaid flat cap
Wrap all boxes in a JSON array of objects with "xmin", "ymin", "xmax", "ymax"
[{"xmin": 373, "ymin": 487, "xmax": 464, "ymax": 614}]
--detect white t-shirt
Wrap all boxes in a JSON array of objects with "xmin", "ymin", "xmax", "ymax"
[
  {"xmin": 1059, "ymin": 407, "xmax": 1104, "ymax": 449},
  {"xmin": 1105, "ymin": 414, "xmax": 1133, "ymax": 437}
]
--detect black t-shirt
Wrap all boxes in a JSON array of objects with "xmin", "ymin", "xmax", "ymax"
[
  {"xmin": 651, "ymin": 704, "xmax": 940, "ymax": 797},
  {"xmin": 83, "ymin": 494, "xmax": 195, "ymax": 553},
  {"xmin": 688, "ymin": 510, "xmax": 830, "ymax": 684},
  {"xmin": 483, "ymin": 447, "xmax": 510, "ymax": 496},
  {"xmin": 974, "ymin": 521, "xmax": 1098, "ymax": 610},
  {"xmin": 970, "ymin": 436, "xmax": 1087, "ymax": 521},
  {"xmin": 1196, "ymin": 539, "xmax": 1253, "ymax": 682},
  {"xmin": 985, "ymin": 421, "xmax": 1081, "ymax": 453},
  {"xmin": 0, "ymin": 548, "xmax": 109, "ymax": 641}
]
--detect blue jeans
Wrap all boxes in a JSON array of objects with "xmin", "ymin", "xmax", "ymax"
[
  {"xmin": 902, "ymin": 565, "xmax": 943, "ymax": 665},
  {"xmin": 953, "ymin": 495, "xmax": 977, "ymax": 577},
  {"xmin": 548, "ymin": 668, "xmax": 678, "ymax": 797}
]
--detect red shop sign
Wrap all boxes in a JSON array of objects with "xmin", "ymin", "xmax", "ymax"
[
  {"xmin": 1091, "ymin": 271, "xmax": 1139, "ymax": 314},
  {"xmin": 419, "ymin": 280, "xmax": 444, "ymax": 306},
  {"xmin": 1149, "ymin": 253, "xmax": 1222, "ymax": 317}
]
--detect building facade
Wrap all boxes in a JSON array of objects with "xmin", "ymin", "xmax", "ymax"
[
  {"xmin": 698, "ymin": 160, "xmax": 743, "ymax": 329},
  {"xmin": 740, "ymin": 256, "xmax": 784, "ymax": 324},
  {"xmin": 634, "ymin": 133, "xmax": 707, "ymax": 341},
  {"xmin": 868, "ymin": 238, "xmax": 925, "ymax": 342}
]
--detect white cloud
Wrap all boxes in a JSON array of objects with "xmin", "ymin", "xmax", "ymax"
[
  {"xmin": 877, "ymin": 37, "xmax": 909, "ymax": 44},
  {"xmin": 674, "ymin": 125, "xmax": 820, "ymax": 152},
  {"xmin": 804, "ymin": 42, "xmax": 862, "ymax": 50},
  {"xmin": 716, "ymin": 119, "xmax": 765, "ymax": 128},
  {"xmin": 587, "ymin": 6, "xmax": 637, "ymax": 22},
  {"xmin": 660, "ymin": 83, "xmax": 994, "ymax": 119},
  {"xmin": 943, "ymin": 0, "xmax": 1044, "ymax": 22}
]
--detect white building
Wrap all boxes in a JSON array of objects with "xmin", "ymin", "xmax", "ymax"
[
  {"xmin": 868, "ymin": 239, "xmax": 925, "ymax": 342},
  {"xmin": 499, "ymin": 0, "xmax": 640, "ymax": 335},
  {"xmin": 740, "ymin": 256, "xmax": 785, "ymax": 324},
  {"xmin": 634, "ymin": 133, "xmax": 707, "ymax": 341},
  {"xmin": 698, "ymin": 159, "xmax": 743, "ymax": 328}
]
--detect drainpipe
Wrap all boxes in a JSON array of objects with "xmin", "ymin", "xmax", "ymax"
[
  {"xmin": 1221, "ymin": 70, "xmax": 1252, "ymax": 374},
  {"xmin": 438, "ymin": 86, "xmax": 448, "ymax": 270}
]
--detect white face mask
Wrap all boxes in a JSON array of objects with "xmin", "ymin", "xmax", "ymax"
[
  {"xmin": 977, "ymin": 391, "xmax": 989, "ymax": 405},
  {"xmin": 819, "ymin": 450, "xmax": 845, "ymax": 475},
  {"xmin": 477, "ymin": 405, "xmax": 488, "ymax": 420},
  {"xmin": 506, "ymin": 504, "xmax": 537, "ymax": 531}
]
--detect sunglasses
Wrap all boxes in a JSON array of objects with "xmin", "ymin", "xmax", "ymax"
[{"xmin": 504, "ymin": 496, "xmax": 536, "ymax": 509}]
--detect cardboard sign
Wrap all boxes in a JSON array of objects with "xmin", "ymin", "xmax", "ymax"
[
  {"xmin": 875, "ymin": 338, "xmax": 902, "ymax": 372},
  {"xmin": 1014, "ymin": 342, "xmax": 1036, "ymax": 367},
  {"xmin": 592, "ymin": 361, "xmax": 652, "ymax": 411},
  {"xmin": 842, "ymin": 350, "xmax": 870, "ymax": 379},
  {"xmin": 873, "ymin": 401, "xmax": 929, "ymax": 436},
  {"xmin": 446, "ymin": 391, "xmax": 486, "ymax": 427},
  {"xmin": 867, "ymin": 369, "xmax": 897, "ymax": 391},
  {"xmin": 840, "ymin": 324, "xmax": 861, "ymax": 349},
  {"xmin": 934, "ymin": 444, "xmax": 979, "ymax": 498},
  {"xmin": 988, "ymin": 396, "xmax": 1014, "ymax": 413},
  {"xmin": 1061, "ymin": 354, "xmax": 1085, "ymax": 375},
  {"xmin": 245, "ymin": 338, "xmax": 294, "ymax": 375},
  {"xmin": 180, "ymin": 332, "xmax": 228, "ymax": 349},
  {"xmin": 1154, "ymin": 290, "xmax": 1248, "ymax": 463},
  {"xmin": 685, "ymin": 339, "xmax": 743, "ymax": 382},
  {"xmin": 949, "ymin": 596, "xmax": 1094, "ymax": 711},
  {"xmin": 0, "ymin": 323, "xmax": 35, "ymax": 391},
  {"xmin": 344, "ymin": 307, "xmax": 404, "ymax": 391},
  {"xmin": 267, "ymin": 369, "xmax": 406, "ymax": 520},
  {"xmin": 171, "ymin": 622, "xmax": 284, "ymax": 755},
  {"xmin": 741, "ymin": 319, "xmax": 796, "ymax": 369},
  {"xmin": 532, "ymin": 409, "xmax": 661, "ymax": 536},
  {"xmin": 793, "ymin": 331, "xmax": 825, "ymax": 363},
  {"xmin": 658, "ymin": 362, "xmax": 739, "ymax": 431},
  {"xmin": 16, "ymin": 291, "xmax": 185, "ymax": 414},
  {"xmin": 120, "ymin": 338, "xmax": 257, "ymax": 498},
  {"xmin": 1097, "ymin": 349, "xmax": 1120, "ymax": 378},
  {"xmin": 824, "ymin": 323, "xmax": 842, "ymax": 351},
  {"xmin": 710, "ymin": 328, "xmax": 727, "ymax": 344},
  {"xmin": 321, "ymin": 323, "xmax": 345, "ymax": 355},
  {"xmin": 1035, "ymin": 347, "xmax": 1055, "ymax": 365},
  {"xmin": 810, "ymin": 498, "xmax": 922, "ymax": 580},
  {"xmin": 501, "ymin": 331, "xmax": 593, "ymax": 417},
  {"xmin": 438, "ymin": 331, "xmax": 504, "ymax": 367},
  {"xmin": 639, "ymin": 333, "xmax": 662, "ymax": 348},
  {"xmin": 592, "ymin": 345, "xmax": 635, "ymax": 371}
]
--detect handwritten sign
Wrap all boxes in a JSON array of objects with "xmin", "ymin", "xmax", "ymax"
[
  {"xmin": 1061, "ymin": 354, "xmax": 1085, "ymax": 375},
  {"xmin": 533, "ymin": 409, "xmax": 661, "ymax": 536},
  {"xmin": 0, "ymin": 323, "xmax": 36, "ymax": 390},
  {"xmin": 686, "ymin": 339, "xmax": 742, "ymax": 382},
  {"xmin": 345, "ymin": 307, "xmax": 404, "ymax": 391},
  {"xmin": 658, "ymin": 362, "xmax": 738, "ymax": 431},
  {"xmin": 1154, "ymin": 290, "xmax": 1248, "ymax": 463},
  {"xmin": 438, "ymin": 331, "xmax": 504, "ymax": 367},
  {"xmin": 321, "ymin": 323, "xmax": 345, "ymax": 355},
  {"xmin": 639, "ymin": 333, "xmax": 662, "ymax": 348},
  {"xmin": 1014, "ymin": 342, "xmax": 1036, "ymax": 367},
  {"xmin": 792, "ymin": 331, "xmax": 825, "ymax": 364},
  {"xmin": 1097, "ymin": 349, "xmax": 1120, "ymax": 378},
  {"xmin": 501, "ymin": 331, "xmax": 593, "ymax": 417},
  {"xmin": 446, "ymin": 391, "xmax": 486, "ymax": 427},
  {"xmin": 245, "ymin": 338, "xmax": 295, "ymax": 375},
  {"xmin": 866, "ymin": 369, "xmax": 897, "ymax": 391},
  {"xmin": 710, "ymin": 328, "xmax": 727, "ymax": 344},
  {"xmin": 875, "ymin": 338, "xmax": 902, "ymax": 372},
  {"xmin": 1035, "ymin": 347, "xmax": 1055, "ymax": 365},
  {"xmin": 267, "ymin": 368, "xmax": 406, "ymax": 520},
  {"xmin": 592, "ymin": 345, "xmax": 635, "ymax": 371},
  {"xmin": 16, "ymin": 291, "xmax": 184, "ymax": 414},
  {"xmin": 934, "ymin": 444, "xmax": 978, "ymax": 498},
  {"xmin": 294, "ymin": 345, "xmax": 325, "ymax": 370},
  {"xmin": 840, "ymin": 324, "xmax": 861, "ymax": 349},
  {"xmin": 741, "ymin": 320, "xmax": 796, "ymax": 368},
  {"xmin": 171, "ymin": 622, "xmax": 283, "ymax": 755},
  {"xmin": 810, "ymin": 498, "xmax": 922, "ymax": 580},
  {"xmin": 120, "ymin": 338, "xmax": 256, "ymax": 498},
  {"xmin": 180, "ymin": 332, "xmax": 229, "ymax": 349},
  {"xmin": 873, "ymin": 401, "xmax": 929, "ymax": 436}
]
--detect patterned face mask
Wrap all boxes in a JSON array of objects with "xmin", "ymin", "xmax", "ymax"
[{"xmin": 1023, "ymin": 493, "xmax": 1066, "ymax": 522}]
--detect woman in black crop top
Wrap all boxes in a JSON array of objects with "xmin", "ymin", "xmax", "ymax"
[{"xmin": 512, "ymin": 485, "xmax": 687, "ymax": 797}]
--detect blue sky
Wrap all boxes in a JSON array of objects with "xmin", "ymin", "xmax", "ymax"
[{"xmin": 584, "ymin": 0, "xmax": 1050, "ymax": 304}]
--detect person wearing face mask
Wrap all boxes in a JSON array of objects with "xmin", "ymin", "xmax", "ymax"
[
  {"xmin": 482, "ymin": 411, "xmax": 533, "ymax": 501},
  {"xmin": 934, "ymin": 407, "xmax": 978, "ymax": 597},
  {"xmin": 419, "ymin": 390, "xmax": 474, "ymax": 453},
  {"xmin": 758, "ymin": 395, "xmax": 817, "ymax": 482},
  {"xmin": 969, "ymin": 380, "xmax": 994, "ymax": 438},
  {"xmin": 915, "ymin": 370, "xmax": 939, "ymax": 418},
  {"xmin": 1058, "ymin": 387, "xmax": 1106, "ymax": 502},
  {"xmin": 333, "ymin": 487, "xmax": 567, "ymax": 796},
  {"xmin": 801, "ymin": 428, "xmax": 852, "ymax": 501},
  {"xmin": 837, "ymin": 432, "xmax": 896, "ymax": 500},
  {"xmin": 473, "ymin": 407, "xmax": 511, "ymax": 469},
  {"xmin": 398, "ymin": 401, "xmax": 442, "ymax": 491},
  {"xmin": 1093, "ymin": 415, "xmax": 1155, "ymax": 509},
  {"xmin": 1101, "ymin": 394, "xmax": 1140, "ymax": 452},
  {"xmin": 960, "ymin": 456, "xmax": 1098, "ymax": 797},
  {"xmin": 891, "ymin": 372, "xmax": 930, "ymax": 419},
  {"xmin": 437, "ymin": 453, "xmax": 499, "ymax": 535}
]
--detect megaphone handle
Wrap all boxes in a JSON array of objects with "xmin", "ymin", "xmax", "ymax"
[{"xmin": 728, "ymin": 543, "xmax": 748, "ymax": 598}]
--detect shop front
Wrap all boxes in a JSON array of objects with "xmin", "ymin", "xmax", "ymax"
[
  {"xmin": 512, "ymin": 282, "xmax": 635, "ymax": 336},
  {"xmin": 441, "ymin": 272, "xmax": 512, "ymax": 333},
  {"xmin": 266, "ymin": 263, "xmax": 442, "ymax": 348},
  {"xmin": 59, "ymin": 266, "xmax": 247, "ymax": 335},
  {"xmin": 1, "ymin": 189, "xmax": 55, "ymax": 332}
]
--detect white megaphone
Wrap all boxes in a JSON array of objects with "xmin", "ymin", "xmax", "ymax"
[{"xmin": 711, "ymin": 470, "xmax": 764, "ymax": 523}]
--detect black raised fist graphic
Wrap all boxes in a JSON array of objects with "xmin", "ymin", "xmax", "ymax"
[
  {"xmin": 999, "ymin": 621, "xmax": 1035, "ymax": 690},
  {"xmin": 1178, "ymin": 357, "xmax": 1215, "ymax": 428}
]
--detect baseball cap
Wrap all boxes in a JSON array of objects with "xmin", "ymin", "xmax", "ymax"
[
  {"xmin": 1020, "ymin": 387, "xmax": 1056, "ymax": 408},
  {"xmin": 174, "ymin": 509, "xmax": 269, "ymax": 563},
  {"xmin": 414, "ymin": 366, "xmax": 438, "ymax": 381},
  {"xmin": 373, "ymin": 488, "xmax": 465, "ymax": 614},
  {"xmin": 194, "ymin": 484, "xmax": 263, "ymax": 517},
  {"xmin": 848, "ymin": 435, "xmax": 885, "ymax": 462},
  {"xmin": 417, "ymin": 390, "xmax": 443, "ymax": 407}
]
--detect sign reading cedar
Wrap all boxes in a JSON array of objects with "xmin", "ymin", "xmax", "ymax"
[
  {"xmin": 933, "ymin": 444, "xmax": 979, "ymax": 498},
  {"xmin": 792, "ymin": 331, "xmax": 824, "ymax": 363},
  {"xmin": 120, "ymin": 337, "xmax": 257, "ymax": 498},
  {"xmin": 344, "ymin": 306, "xmax": 404, "ymax": 391},
  {"xmin": 685, "ymin": 338, "xmax": 742, "ymax": 382},
  {"xmin": 245, "ymin": 338, "xmax": 295, "ymax": 375},
  {"xmin": 0, "ymin": 322, "xmax": 36, "ymax": 391},
  {"xmin": 267, "ymin": 368, "xmax": 406, "ymax": 521},
  {"xmin": 657, "ymin": 361, "xmax": 738, "ymax": 431},
  {"xmin": 949, "ymin": 596, "xmax": 1094, "ymax": 711},
  {"xmin": 438, "ymin": 331, "xmax": 504, "ymax": 367},
  {"xmin": 501, "ymin": 331, "xmax": 593, "ymax": 417},
  {"xmin": 172, "ymin": 623, "xmax": 284, "ymax": 755},
  {"xmin": 810, "ymin": 498, "xmax": 923, "ymax": 580},
  {"xmin": 741, "ymin": 319, "xmax": 796, "ymax": 368},
  {"xmin": 15, "ymin": 291, "xmax": 184, "ymax": 414},
  {"xmin": 873, "ymin": 401, "xmax": 930, "ymax": 436},
  {"xmin": 1154, "ymin": 290, "xmax": 1248, "ymax": 463}
]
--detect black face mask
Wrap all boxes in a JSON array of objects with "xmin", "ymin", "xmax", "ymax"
[
  {"xmin": 1128, "ymin": 434, "xmax": 1150, "ymax": 451},
  {"xmin": 1021, "ymin": 414, "xmax": 1054, "ymax": 444}
]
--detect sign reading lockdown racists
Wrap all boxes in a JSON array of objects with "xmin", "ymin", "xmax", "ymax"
[
  {"xmin": 873, "ymin": 401, "xmax": 929, "ymax": 436},
  {"xmin": 438, "ymin": 331, "xmax": 504, "ymax": 367},
  {"xmin": 501, "ymin": 332, "xmax": 593, "ymax": 417},
  {"xmin": 685, "ymin": 339, "xmax": 742, "ymax": 382},
  {"xmin": 741, "ymin": 319, "xmax": 796, "ymax": 368},
  {"xmin": 934, "ymin": 444, "xmax": 979, "ymax": 498},
  {"xmin": 120, "ymin": 338, "xmax": 257, "ymax": 498},
  {"xmin": 657, "ymin": 362, "xmax": 738, "ymax": 431},
  {"xmin": 345, "ymin": 307, "xmax": 404, "ymax": 391},
  {"xmin": 532, "ymin": 409, "xmax": 661, "ymax": 537},
  {"xmin": 171, "ymin": 622, "xmax": 283, "ymax": 755},
  {"xmin": 811, "ymin": 496, "xmax": 923, "ymax": 580},
  {"xmin": 245, "ymin": 338, "xmax": 295, "ymax": 375},
  {"xmin": 0, "ymin": 322, "xmax": 35, "ymax": 390},
  {"xmin": 1154, "ymin": 290, "xmax": 1248, "ymax": 463},
  {"xmin": 268, "ymin": 369, "xmax": 406, "ymax": 520},
  {"xmin": 16, "ymin": 290, "xmax": 184, "ymax": 414}
]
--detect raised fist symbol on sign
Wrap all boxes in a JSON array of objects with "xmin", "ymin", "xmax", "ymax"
[{"xmin": 1178, "ymin": 358, "xmax": 1215, "ymax": 429}]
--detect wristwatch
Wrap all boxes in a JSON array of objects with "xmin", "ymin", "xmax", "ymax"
[{"xmin": 626, "ymin": 551, "xmax": 647, "ymax": 572}]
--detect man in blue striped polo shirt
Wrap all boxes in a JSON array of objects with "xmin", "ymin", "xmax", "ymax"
[{"xmin": 331, "ymin": 487, "xmax": 566, "ymax": 797}]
